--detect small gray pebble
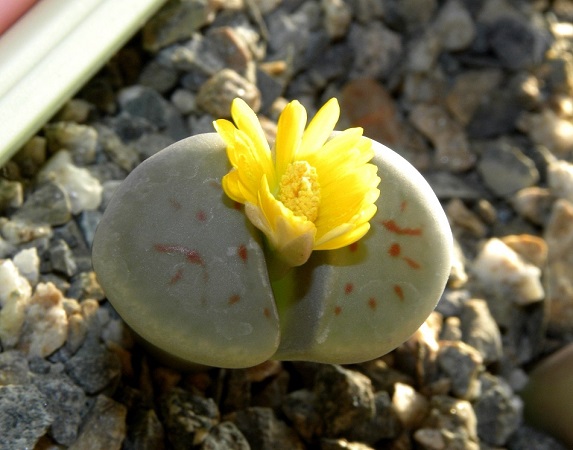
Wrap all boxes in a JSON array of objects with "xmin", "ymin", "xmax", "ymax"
[
  {"xmin": 314, "ymin": 364, "xmax": 375, "ymax": 436},
  {"xmin": 68, "ymin": 394, "xmax": 127, "ymax": 450},
  {"xmin": 0, "ymin": 179, "xmax": 23, "ymax": 212},
  {"xmin": 65, "ymin": 340, "xmax": 121, "ymax": 395},
  {"xmin": 160, "ymin": 388, "xmax": 219, "ymax": 449},
  {"xmin": 0, "ymin": 384, "xmax": 53, "ymax": 450},
  {"xmin": 201, "ymin": 421, "xmax": 250, "ymax": 450},
  {"xmin": 49, "ymin": 238, "xmax": 78, "ymax": 277},
  {"xmin": 231, "ymin": 407, "xmax": 305, "ymax": 450},
  {"xmin": 13, "ymin": 182, "xmax": 71, "ymax": 226},
  {"xmin": 32, "ymin": 372, "xmax": 87, "ymax": 445},
  {"xmin": 474, "ymin": 373, "xmax": 523, "ymax": 446},
  {"xmin": 0, "ymin": 350, "xmax": 31, "ymax": 386}
]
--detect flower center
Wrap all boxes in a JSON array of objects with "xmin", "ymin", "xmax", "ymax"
[{"xmin": 277, "ymin": 161, "xmax": 321, "ymax": 222}]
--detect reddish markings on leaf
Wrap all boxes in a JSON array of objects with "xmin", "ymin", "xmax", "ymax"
[
  {"xmin": 344, "ymin": 283, "xmax": 354, "ymax": 295},
  {"xmin": 400, "ymin": 200, "xmax": 408, "ymax": 212},
  {"xmin": 233, "ymin": 201, "xmax": 242, "ymax": 210},
  {"xmin": 349, "ymin": 242, "xmax": 359, "ymax": 252},
  {"xmin": 263, "ymin": 307, "xmax": 271, "ymax": 319},
  {"xmin": 186, "ymin": 251, "xmax": 204, "ymax": 265},
  {"xmin": 154, "ymin": 244, "xmax": 205, "ymax": 266},
  {"xmin": 381, "ymin": 219, "xmax": 422, "ymax": 236},
  {"xmin": 169, "ymin": 198, "xmax": 182, "ymax": 210},
  {"xmin": 389, "ymin": 244, "xmax": 422, "ymax": 269},
  {"xmin": 169, "ymin": 269, "xmax": 183, "ymax": 285},
  {"xmin": 388, "ymin": 243, "xmax": 401, "ymax": 257},
  {"xmin": 368, "ymin": 297, "xmax": 377, "ymax": 310},
  {"xmin": 334, "ymin": 306, "xmax": 342, "ymax": 316},
  {"xmin": 404, "ymin": 257, "xmax": 421, "ymax": 269},
  {"xmin": 238, "ymin": 244, "xmax": 248, "ymax": 263},
  {"xmin": 229, "ymin": 294, "xmax": 240, "ymax": 305},
  {"xmin": 196, "ymin": 210, "xmax": 207, "ymax": 222},
  {"xmin": 394, "ymin": 285, "xmax": 404, "ymax": 301},
  {"xmin": 210, "ymin": 181, "xmax": 222, "ymax": 189}
]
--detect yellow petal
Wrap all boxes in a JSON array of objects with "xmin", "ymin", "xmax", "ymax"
[
  {"xmin": 314, "ymin": 222, "xmax": 371, "ymax": 250},
  {"xmin": 231, "ymin": 99, "xmax": 271, "ymax": 156},
  {"xmin": 298, "ymin": 98, "xmax": 340, "ymax": 158},
  {"xmin": 275, "ymin": 101, "xmax": 307, "ymax": 178},
  {"xmin": 316, "ymin": 167, "xmax": 379, "ymax": 229},
  {"xmin": 213, "ymin": 119, "xmax": 238, "ymax": 148},
  {"xmin": 314, "ymin": 223, "xmax": 353, "ymax": 248},
  {"xmin": 306, "ymin": 130, "xmax": 372, "ymax": 176},
  {"xmin": 221, "ymin": 170, "xmax": 246, "ymax": 203},
  {"xmin": 231, "ymin": 99, "xmax": 276, "ymax": 188},
  {"xmin": 354, "ymin": 202, "xmax": 378, "ymax": 225},
  {"xmin": 220, "ymin": 127, "xmax": 274, "ymax": 203}
]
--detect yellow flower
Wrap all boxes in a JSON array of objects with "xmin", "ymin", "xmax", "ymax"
[{"xmin": 214, "ymin": 98, "xmax": 380, "ymax": 267}]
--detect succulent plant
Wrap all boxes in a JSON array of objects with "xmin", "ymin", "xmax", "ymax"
[{"xmin": 92, "ymin": 99, "xmax": 452, "ymax": 368}]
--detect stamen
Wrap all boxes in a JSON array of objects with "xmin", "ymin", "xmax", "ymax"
[{"xmin": 278, "ymin": 161, "xmax": 320, "ymax": 221}]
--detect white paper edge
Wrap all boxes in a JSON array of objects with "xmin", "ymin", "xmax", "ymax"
[{"xmin": 0, "ymin": 0, "xmax": 167, "ymax": 168}]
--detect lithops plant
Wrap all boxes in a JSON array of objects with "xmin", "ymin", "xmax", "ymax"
[{"xmin": 92, "ymin": 98, "xmax": 452, "ymax": 368}]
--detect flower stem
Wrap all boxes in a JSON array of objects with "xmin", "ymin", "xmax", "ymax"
[{"xmin": 264, "ymin": 244, "xmax": 293, "ymax": 282}]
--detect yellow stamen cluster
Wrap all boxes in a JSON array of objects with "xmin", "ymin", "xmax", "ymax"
[{"xmin": 277, "ymin": 161, "xmax": 320, "ymax": 222}]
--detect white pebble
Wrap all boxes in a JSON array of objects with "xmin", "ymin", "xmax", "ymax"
[
  {"xmin": 39, "ymin": 150, "xmax": 102, "ymax": 214},
  {"xmin": 0, "ymin": 220, "xmax": 52, "ymax": 245},
  {"xmin": 12, "ymin": 248, "xmax": 40, "ymax": 286},
  {"xmin": 0, "ymin": 259, "xmax": 31, "ymax": 306},
  {"xmin": 472, "ymin": 238, "xmax": 544, "ymax": 305},
  {"xmin": 392, "ymin": 382, "xmax": 430, "ymax": 429},
  {"xmin": 170, "ymin": 89, "xmax": 196, "ymax": 115},
  {"xmin": 17, "ymin": 283, "xmax": 68, "ymax": 358},
  {"xmin": 548, "ymin": 159, "xmax": 573, "ymax": 202},
  {"xmin": 432, "ymin": 0, "xmax": 476, "ymax": 51},
  {"xmin": 0, "ymin": 293, "xmax": 30, "ymax": 348},
  {"xmin": 518, "ymin": 109, "xmax": 573, "ymax": 156}
]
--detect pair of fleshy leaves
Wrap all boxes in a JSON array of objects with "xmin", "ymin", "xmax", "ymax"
[{"xmin": 92, "ymin": 131, "xmax": 452, "ymax": 368}]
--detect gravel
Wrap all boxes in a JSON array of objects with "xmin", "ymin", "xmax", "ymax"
[{"xmin": 1, "ymin": 0, "xmax": 572, "ymax": 448}]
